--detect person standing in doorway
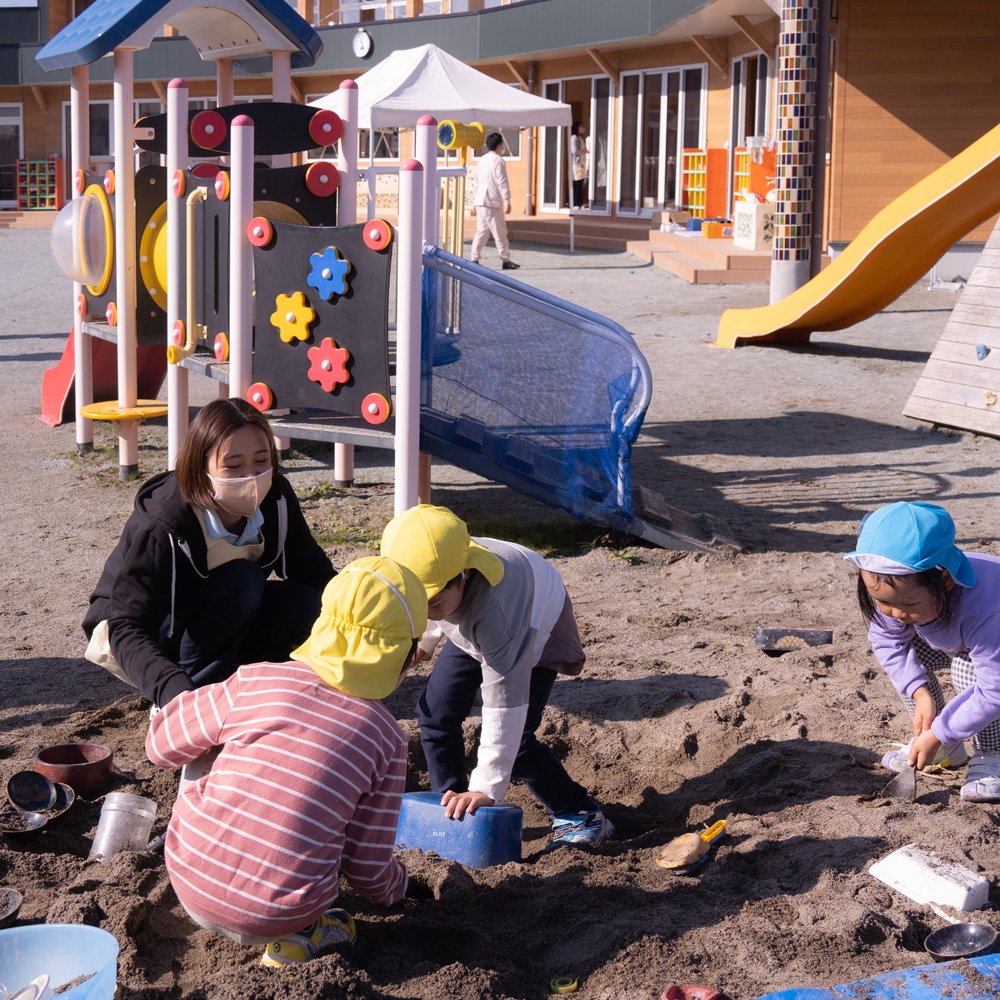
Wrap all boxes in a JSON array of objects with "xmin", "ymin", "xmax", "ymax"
[
  {"xmin": 470, "ymin": 132, "xmax": 519, "ymax": 271},
  {"xmin": 570, "ymin": 120, "xmax": 589, "ymax": 209}
]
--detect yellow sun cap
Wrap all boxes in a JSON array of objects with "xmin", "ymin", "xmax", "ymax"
[
  {"xmin": 291, "ymin": 556, "xmax": 428, "ymax": 699},
  {"xmin": 379, "ymin": 505, "xmax": 504, "ymax": 599}
]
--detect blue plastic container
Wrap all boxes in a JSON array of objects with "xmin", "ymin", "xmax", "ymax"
[
  {"xmin": 686, "ymin": 218, "xmax": 702, "ymax": 232},
  {"xmin": 395, "ymin": 791, "xmax": 523, "ymax": 868},
  {"xmin": 0, "ymin": 924, "xmax": 119, "ymax": 999}
]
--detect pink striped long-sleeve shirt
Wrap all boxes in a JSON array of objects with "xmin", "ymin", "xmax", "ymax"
[{"xmin": 145, "ymin": 660, "xmax": 408, "ymax": 939}]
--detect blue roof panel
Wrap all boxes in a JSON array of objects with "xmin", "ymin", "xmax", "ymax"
[{"xmin": 37, "ymin": 0, "xmax": 321, "ymax": 72}]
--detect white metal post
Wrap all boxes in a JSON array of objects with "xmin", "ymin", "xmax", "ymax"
[
  {"xmin": 394, "ymin": 159, "xmax": 423, "ymax": 515},
  {"xmin": 113, "ymin": 48, "xmax": 139, "ymax": 479},
  {"xmin": 216, "ymin": 58, "xmax": 234, "ymax": 107},
  {"xmin": 416, "ymin": 115, "xmax": 438, "ymax": 248},
  {"xmin": 166, "ymin": 78, "xmax": 189, "ymax": 468},
  {"xmin": 229, "ymin": 116, "xmax": 254, "ymax": 402},
  {"xmin": 70, "ymin": 63, "xmax": 92, "ymax": 451},
  {"xmin": 335, "ymin": 80, "xmax": 359, "ymax": 485},
  {"xmin": 268, "ymin": 50, "xmax": 294, "ymax": 454},
  {"xmin": 271, "ymin": 51, "xmax": 292, "ymax": 170}
]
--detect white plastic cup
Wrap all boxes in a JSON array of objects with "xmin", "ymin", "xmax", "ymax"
[{"xmin": 88, "ymin": 793, "xmax": 156, "ymax": 861}]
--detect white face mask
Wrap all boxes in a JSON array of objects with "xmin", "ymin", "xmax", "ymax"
[{"xmin": 208, "ymin": 468, "xmax": 272, "ymax": 518}]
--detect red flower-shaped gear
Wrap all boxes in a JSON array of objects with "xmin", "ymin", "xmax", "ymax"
[{"xmin": 307, "ymin": 337, "xmax": 350, "ymax": 392}]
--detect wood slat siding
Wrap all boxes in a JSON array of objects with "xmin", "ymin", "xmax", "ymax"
[
  {"xmin": 904, "ymin": 220, "xmax": 1000, "ymax": 436},
  {"xmin": 831, "ymin": 0, "xmax": 1000, "ymax": 245}
]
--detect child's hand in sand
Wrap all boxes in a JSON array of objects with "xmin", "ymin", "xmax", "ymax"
[
  {"xmin": 911, "ymin": 685, "xmax": 937, "ymax": 737},
  {"xmin": 909, "ymin": 729, "xmax": 942, "ymax": 770}
]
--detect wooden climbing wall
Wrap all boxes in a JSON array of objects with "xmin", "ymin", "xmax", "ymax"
[{"xmin": 904, "ymin": 219, "xmax": 1000, "ymax": 436}]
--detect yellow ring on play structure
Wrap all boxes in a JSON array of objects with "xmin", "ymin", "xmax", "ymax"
[
  {"xmin": 79, "ymin": 399, "xmax": 168, "ymax": 421},
  {"xmin": 83, "ymin": 182, "xmax": 114, "ymax": 297},
  {"xmin": 139, "ymin": 200, "xmax": 169, "ymax": 304},
  {"xmin": 253, "ymin": 200, "xmax": 310, "ymax": 227}
]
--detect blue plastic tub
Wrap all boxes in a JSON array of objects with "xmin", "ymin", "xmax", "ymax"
[
  {"xmin": 686, "ymin": 218, "xmax": 702, "ymax": 232},
  {"xmin": 395, "ymin": 791, "xmax": 522, "ymax": 868},
  {"xmin": 0, "ymin": 924, "xmax": 119, "ymax": 999}
]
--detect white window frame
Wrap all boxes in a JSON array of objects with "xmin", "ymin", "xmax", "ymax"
[
  {"xmin": 0, "ymin": 103, "xmax": 24, "ymax": 209},
  {"xmin": 615, "ymin": 63, "xmax": 707, "ymax": 218}
]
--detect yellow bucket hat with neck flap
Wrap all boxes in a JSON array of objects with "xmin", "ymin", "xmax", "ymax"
[
  {"xmin": 291, "ymin": 555, "xmax": 428, "ymax": 699},
  {"xmin": 380, "ymin": 505, "xmax": 504, "ymax": 598}
]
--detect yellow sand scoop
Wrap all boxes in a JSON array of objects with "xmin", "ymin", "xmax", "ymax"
[{"xmin": 655, "ymin": 820, "xmax": 728, "ymax": 872}]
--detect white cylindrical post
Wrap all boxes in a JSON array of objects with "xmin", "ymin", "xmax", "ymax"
[
  {"xmin": 216, "ymin": 58, "xmax": 234, "ymax": 106},
  {"xmin": 271, "ymin": 51, "xmax": 292, "ymax": 170},
  {"xmin": 337, "ymin": 80, "xmax": 358, "ymax": 225},
  {"xmin": 416, "ymin": 115, "xmax": 438, "ymax": 248},
  {"xmin": 269, "ymin": 50, "xmax": 294, "ymax": 455},
  {"xmin": 166, "ymin": 78, "xmax": 189, "ymax": 468},
  {"xmin": 216, "ymin": 59, "xmax": 234, "ymax": 167},
  {"xmin": 113, "ymin": 48, "xmax": 138, "ymax": 479},
  {"xmin": 229, "ymin": 115, "xmax": 254, "ymax": 402},
  {"xmin": 71, "ymin": 64, "xmax": 93, "ymax": 451},
  {"xmin": 394, "ymin": 159, "xmax": 424, "ymax": 515},
  {"xmin": 335, "ymin": 79, "xmax": 359, "ymax": 484}
]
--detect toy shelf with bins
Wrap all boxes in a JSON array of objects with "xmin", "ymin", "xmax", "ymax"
[
  {"xmin": 16, "ymin": 158, "xmax": 65, "ymax": 210},
  {"xmin": 681, "ymin": 148, "xmax": 727, "ymax": 219}
]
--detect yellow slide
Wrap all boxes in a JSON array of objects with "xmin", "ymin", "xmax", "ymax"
[{"xmin": 715, "ymin": 122, "xmax": 1000, "ymax": 348}]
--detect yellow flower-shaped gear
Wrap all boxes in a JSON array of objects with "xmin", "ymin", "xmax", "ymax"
[{"xmin": 271, "ymin": 291, "xmax": 316, "ymax": 343}]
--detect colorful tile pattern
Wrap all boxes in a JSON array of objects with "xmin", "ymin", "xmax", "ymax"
[{"xmin": 773, "ymin": 0, "xmax": 818, "ymax": 261}]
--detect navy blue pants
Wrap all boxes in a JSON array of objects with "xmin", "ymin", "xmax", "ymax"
[
  {"xmin": 416, "ymin": 639, "xmax": 596, "ymax": 816},
  {"xmin": 161, "ymin": 560, "xmax": 321, "ymax": 688}
]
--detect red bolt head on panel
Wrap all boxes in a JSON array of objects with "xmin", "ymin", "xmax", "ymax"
[
  {"xmin": 172, "ymin": 170, "xmax": 186, "ymax": 197},
  {"xmin": 106, "ymin": 302, "xmax": 117, "ymax": 326},
  {"xmin": 214, "ymin": 171, "xmax": 230, "ymax": 201},
  {"xmin": 103, "ymin": 170, "xmax": 115, "ymax": 194},
  {"xmin": 191, "ymin": 110, "xmax": 227, "ymax": 150},
  {"xmin": 305, "ymin": 161, "xmax": 340, "ymax": 198},
  {"xmin": 309, "ymin": 109, "xmax": 344, "ymax": 148},
  {"xmin": 247, "ymin": 217, "xmax": 273, "ymax": 247}
]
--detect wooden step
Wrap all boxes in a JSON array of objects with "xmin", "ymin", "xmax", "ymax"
[
  {"xmin": 645, "ymin": 228, "xmax": 773, "ymax": 269},
  {"xmin": 626, "ymin": 239, "xmax": 770, "ymax": 284},
  {"xmin": 0, "ymin": 209, "xmax": 58, "ymax": 229}
]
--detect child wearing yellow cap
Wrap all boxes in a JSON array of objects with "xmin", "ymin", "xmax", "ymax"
[
  {"xmin": 381, "ymin": 504, "xmax": 613, "ymax": 850},
  {"xmin": 145, "ymin": 556, "xmax": 427, "ymax": 966}
]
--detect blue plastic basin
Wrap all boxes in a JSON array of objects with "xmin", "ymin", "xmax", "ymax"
[
  {"xmin": 0, "ymin": 924, "xmax": 119, "ymax": 999},
  {"xmin": 395, "ymin": 791, "xmax": 522, "ymax": 868}
]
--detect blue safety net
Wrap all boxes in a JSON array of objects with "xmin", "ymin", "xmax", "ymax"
[{"xmin": 420, "ymin": 247, "xmax": 652, "ymax": 533}]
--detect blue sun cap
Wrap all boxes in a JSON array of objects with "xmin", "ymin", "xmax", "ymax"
[{"xmin": 843, "ymin": 501, "xmax": 975, "ymax": 587}]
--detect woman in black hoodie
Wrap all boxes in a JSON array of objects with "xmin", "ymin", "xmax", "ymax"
[{"xmin": 84, "ymin": 398, "xmax": 335, "ymax": 708}]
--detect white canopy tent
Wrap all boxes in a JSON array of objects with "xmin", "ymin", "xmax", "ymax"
[{"xmin": 309, "ymin": 42, "xmax": 572, "ymax": 129}]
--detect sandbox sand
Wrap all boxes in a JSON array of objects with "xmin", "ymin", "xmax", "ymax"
[{"xmin": 4, "ymin": 228, "xmax": 1000, "ymax": 1000}]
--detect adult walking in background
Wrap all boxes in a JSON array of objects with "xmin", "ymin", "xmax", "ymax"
[{"xmin": 470, "ymin": 132, "xmax": 519, "ymax": 271}]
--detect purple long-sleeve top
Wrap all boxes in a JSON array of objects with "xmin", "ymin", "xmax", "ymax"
[{"xmin": 868, "ymin": 552, "xmax": 1000, "ymax": 745}]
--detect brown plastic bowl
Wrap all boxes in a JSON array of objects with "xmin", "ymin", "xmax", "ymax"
[{"xmin": 34, "ymin": 743, "xmax": 113, "ymax": 796}]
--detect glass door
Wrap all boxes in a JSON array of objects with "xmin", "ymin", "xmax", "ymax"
[
  {"xmin": 618, "ymin": 66, "xmax": 705, "ymax": 215},
  {"xmin": 540, "ymin": 76, "xmax": 615, "ymax": 214},
  {"xmin": 0, "ymin": 105, "xmax": 23, "ymax": 208}
]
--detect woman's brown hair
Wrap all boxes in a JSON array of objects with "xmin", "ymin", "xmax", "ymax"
[{"xmin": 174, "ymin": 399, "xmax": 278, "ymax": 509}]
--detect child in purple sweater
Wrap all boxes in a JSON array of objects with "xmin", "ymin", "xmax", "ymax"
[{"xmin": 845, "ymin": 501, "xmax": 1000, "ymax": 801}]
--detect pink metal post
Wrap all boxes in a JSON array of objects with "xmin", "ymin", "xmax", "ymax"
[
  {"xmin": 335, "ymin": 80, "xmax": 359, "ymax": 485},
  {"xmin": 113, "ymin": 48, "xmax": 138, "ymax": 479},
  {"xmin": 166, "ymin": 78, "xmax": 189, "ymax": 467},
  {"xmin": 70, "ymin": 63, "xmax": 92, "ymax": 451},
  {"xmin": 229, "ymin": 116, "xmax": 254, "ymax": 402},
  {"xmin": 394, "ymin": 159, "xmax": 424, "ymax": 515}
]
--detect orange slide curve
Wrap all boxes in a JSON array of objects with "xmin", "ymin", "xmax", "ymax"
[{"xmin": 715, "ymin": 121, "xmax": 1000, "ymax": 349}]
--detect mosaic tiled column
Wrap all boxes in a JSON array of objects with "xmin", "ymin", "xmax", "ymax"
[{"xmin": 770, "ymin": 0, "xmax": 819, "ymax": 303}]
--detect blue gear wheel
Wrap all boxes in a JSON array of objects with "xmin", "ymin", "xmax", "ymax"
[{"xmin": 307, "ymin": 246, "xmax": 351, "ymax": 300}]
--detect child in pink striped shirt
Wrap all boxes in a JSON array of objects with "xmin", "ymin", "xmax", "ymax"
[{"xmin": 145, "ymin": 555, "xmax": 428, "ymax": 967}]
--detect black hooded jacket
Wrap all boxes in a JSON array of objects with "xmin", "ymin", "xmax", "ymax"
[{"xmin": 83, "ymin": 470, "xmax": 334, "ymax": 707}]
